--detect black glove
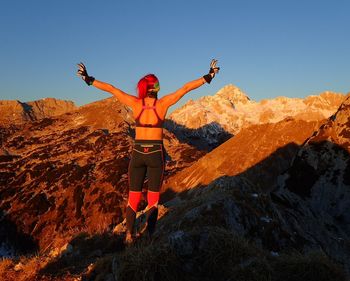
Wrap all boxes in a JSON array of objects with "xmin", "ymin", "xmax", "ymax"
[
  {"xmin": 203, "ymin": 59, "xmax": 220, "ymax": 84},
  {"xmin": 77, "ymin": 62, "xmax": 95, "ymax": 86}
]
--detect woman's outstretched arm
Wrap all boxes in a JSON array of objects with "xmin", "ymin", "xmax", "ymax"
[
  {"xmin": 160, "ymin": 59, "xmax": 220, "ymax": 108},
  {"xmin": 77, "ymin": 63, "xmax": 137, "ymax": 107},
  {"xmin": 92, "ymin": 79, "xmax": 137, "ymax": 107},
  {"xmin": 159, "ymin": 77, "xmax": 207, "ymax": 107}
]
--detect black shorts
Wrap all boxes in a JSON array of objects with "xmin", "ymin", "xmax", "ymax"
[{"xmin": 128, "ymin": 140, "xmax": 165, "ymax": 192}]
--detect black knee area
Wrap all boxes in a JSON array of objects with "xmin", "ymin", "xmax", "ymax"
[
  {"xmin": 147, "ymin": 207, "xmax": 158, "ymax": 237},
  {"xmin": 126, "ymin": 206, "xmax": 136, "ymax": 234}
]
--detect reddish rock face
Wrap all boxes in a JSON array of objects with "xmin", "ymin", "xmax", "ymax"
[{"xmin": 0, "ymin": 97, "xmax": 204, "ymax": 251}]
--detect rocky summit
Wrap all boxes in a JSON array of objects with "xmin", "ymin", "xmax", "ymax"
[{"xmin": 0, "ymin": 90, "xmax": 349, "ymax": 280}]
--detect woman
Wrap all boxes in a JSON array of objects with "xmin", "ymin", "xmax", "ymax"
[{"xmin": 77, "ymin": 60, "xmax": 220, "ymax": 243}]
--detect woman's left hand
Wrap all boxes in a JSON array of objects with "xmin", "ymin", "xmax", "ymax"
[{"xmin": 209, "ymin": 59, "xmax": 220, "ymax": 77}]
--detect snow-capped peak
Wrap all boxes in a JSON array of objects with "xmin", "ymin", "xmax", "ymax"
[{"xmin": 215, "ymin": 84, "xmax": 251, "ymax": 105}]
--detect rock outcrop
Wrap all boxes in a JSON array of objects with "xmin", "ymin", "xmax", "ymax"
[
  {"xmin": 271, "ymin": 93, "xmax": 350, "ymax": 272},
  {"xmin": 0, "ymin": 98, "xmax": 77, "ymax": 125}
]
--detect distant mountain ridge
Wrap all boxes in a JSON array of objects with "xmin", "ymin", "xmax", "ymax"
[
  {"xmin": 0, "ymin": 98, "xmax": 77, "ymax": 125},
  {"xmin": 167, "ymin": 85, "xmax": 346, "ymax": 149}
]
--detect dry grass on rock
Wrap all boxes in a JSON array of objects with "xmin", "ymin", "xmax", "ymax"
[
  {"xmin": 271, "ymin": 251, "xmax": 347, "ymax": 281},
  {"xmin": 111, "ymin": 226, "xmax": 347, "ymax": 281}
]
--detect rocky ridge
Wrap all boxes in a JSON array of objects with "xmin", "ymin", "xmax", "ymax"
[
  {"xmin": 163, "ymin": 118, "xmax": 323, "ymax": 194},
  {"xmin": 271, "ymin": 93, "xmax": 350, "ymax": 272}
]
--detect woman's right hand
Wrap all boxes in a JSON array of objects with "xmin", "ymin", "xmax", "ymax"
[{"xmin": 77, "ymin": 62, "xmax": 95, "ymax": 86}]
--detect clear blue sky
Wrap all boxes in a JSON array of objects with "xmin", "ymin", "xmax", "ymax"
[{"xmin": 0, "ymin": 0, "xmax": 349, "ymax": 113}]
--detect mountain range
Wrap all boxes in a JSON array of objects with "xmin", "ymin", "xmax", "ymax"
[{"xmin": 167, "ymin": 84, "xmax": 345, "ymax": 150}]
